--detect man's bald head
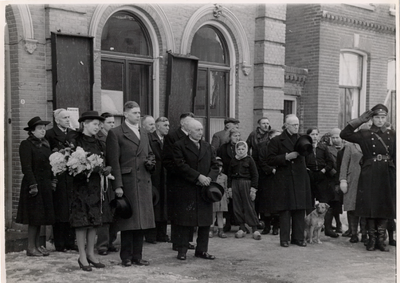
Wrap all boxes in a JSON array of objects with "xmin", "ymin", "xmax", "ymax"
[{"xmin": 187, "ymin": 119, "xmax": 203, "ymax": 141}]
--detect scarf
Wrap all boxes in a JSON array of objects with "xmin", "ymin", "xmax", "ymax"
[
  {"xmin": 235, "ymin": 141, "xmax": 248, "ymax": 160},
  {"xmin": 27, "ymin": 133, "xmax": 50, "ymax": 149}
]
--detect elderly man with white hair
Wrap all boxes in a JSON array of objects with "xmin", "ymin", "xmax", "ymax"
[
  {"xmin": 171, "ymin": 119, "xmax": 220, "ymax": 261},
  {"xmin": 45, "ymin": 108, "xmax": 77, "ymax": 252}
]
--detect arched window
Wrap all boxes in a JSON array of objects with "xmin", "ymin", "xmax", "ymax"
[
  {"xmin": 190, "ymin": 25, "xmax": 230, "ymax": 141},
  {"xmin": 101, "ymin": 11, "xmax": 153, "ymax": 121}
]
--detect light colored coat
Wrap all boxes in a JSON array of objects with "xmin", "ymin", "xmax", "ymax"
[
  {"xmin": 339, "ymin": 143, "xmax": 363, "ymax": 211},
  {"xmin": 106, "ymin": 122, "xmax": 155, "ymax": 231}
]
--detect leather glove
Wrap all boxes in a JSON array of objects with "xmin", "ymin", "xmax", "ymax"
[
  {"xmin": 286, "ymin": 152, "xmax": 299, "ymax": 161},
  {"xmin": 102, "ymin": 166, "xmax": 112, "ymax": 176},
  {"xmin": 51, "ymin": 179, "xmax": 58, "ymax": 191},
  {"xmin": 250, "ymin": 187, "xmax": 257, "ymax": 201},
  {"xmin": 359, "ymin": 110, "xmax": 374, "ymax": 123},
  {"xmin": 29, "ymin": 184, "xmax": 38, "ymax": 197},
  {"xmin": 340, "ymin": 180, "xmax": 348, "ymax": 194}
]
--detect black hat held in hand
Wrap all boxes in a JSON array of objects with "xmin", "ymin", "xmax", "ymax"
[
  {"xmin": 294, "ymin": 135, "xmax": 313, "ymax": 156},
  {"xmin": 109, "ymin": 195, "xmax": 133, "ymax": 219},
  {"xmin": 201, "ymin": 181, "xmax": 225, "ymax": 203}
]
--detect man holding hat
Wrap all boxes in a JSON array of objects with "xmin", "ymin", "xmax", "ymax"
[
  {"xmin": 211, "ymin": 117, "xmax": 240, "ymax": 151},
  {"xmin": 340, "ymin": 104, "xmax": 396, "ymax": 252},
  {"xmin": 266, "ymin": 114, "xmax": 313, "ymax": 248},
  {"xmin": 172, "ymin": 119, "xmax": 219, "ymax": 260}
]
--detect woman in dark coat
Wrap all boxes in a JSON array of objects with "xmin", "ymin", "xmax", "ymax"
[
  {"xmin": 340, "ymin": 104, "xmax": 396, "ymax": 252},
  {"xmin": 16, "ymin": 117, "xmax": 56, "ymax": 257},
  {"xmin": 66, "ymin": 111, "xmax": 111, "ymax": 271}
]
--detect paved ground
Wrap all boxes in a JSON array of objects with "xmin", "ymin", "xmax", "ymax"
[{"xmin": 4, "ymin": 217, "xmax": 396, "ymax": 283}]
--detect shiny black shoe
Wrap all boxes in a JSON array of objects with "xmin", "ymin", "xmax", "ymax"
[
  {"xmin": 122, "ymin": 259, "xmax": 132, "ymax": 267},
  {"xmin": 280, "ymin": 241, "xmax": 289, "ymax": 247},
  {"xmin": 188, "ymin": 243, "xmax": 195, "ymax": 250},
  {"xmin": 132, "ymin": 259, "xmax": 150, "ymax": 266},
  {"xmin": 349, "ymin": 235, "xmax": 359, "ymax": 243},
  {"xmin": 78, "ymin": 259, "xmax": 92, "ymax": 272},
  {"xmin": 177, "ymin": 252, "xmax": 187, "ymax": 260},
  {"xmin": 98, "ymin": 250, "xmax": 108, "ymax": 256},
  {"xmin": 290, "ymin": 239, "xmax": 307, "ymax": 247},
  {"xmin": 342, "ymin": 230, "xmax": 352, "ymax": 237},
  {"xmin": 194, "ymin": 251, "xmax": 215, "ymax": 260},
  {"xmin": 272, "ymin": 228, "xmax": 279, "ymax": 235},
  {"xmin": 325, "ymin": 230, "xmax": 339, "ymax": 238},
  {"xmin": 261, "ymin": 228, "xmax": 270, "ymax": 235},
  {"xmin": 108, "ymin": 246, "xmax": 119, "ymax": 252},
  {"xmin": 87, "ymin": 257, "xmax": 105, "ymax": 268}
]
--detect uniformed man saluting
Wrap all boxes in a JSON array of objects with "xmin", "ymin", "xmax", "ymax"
[{"xmin": 340, "ymin": 104, "xmax": 396, "ymax": 252}]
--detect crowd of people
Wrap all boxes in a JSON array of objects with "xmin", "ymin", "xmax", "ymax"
[{"xmin": 16, "ymin": 101, "xmax": 396, "ymax": 271}]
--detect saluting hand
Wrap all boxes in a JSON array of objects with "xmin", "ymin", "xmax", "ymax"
[{"xmin": 359, "ymin": 110, "xmax": 374, "ymax": 123}]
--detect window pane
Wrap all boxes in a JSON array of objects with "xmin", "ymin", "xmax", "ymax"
[
  {"xmin": 210, "ymin": 71, "xmax": 228, "ymax": 117},
  {"xmin": 128, "ymin": 63, "xmax": 151, "ymax": 115},
  {"xmin": 283, "ymin": 100, "xmax": 293, "ymax": 123},
  {"xmin": 101, "ymin": 12, "xmax": 150, "ymax": 56},
  {"xmin": 101, "ymin": 60, "xmax": 123, "ymax": 91},
  {"xmin": 195, "ymin": 69, "xmax": 207, "ymax": 117},
  {"xmin": 191, "ymin": 26, "xmax": 227, "ymax": 64},
  {"xmin": 338, "ymin": 88, "xmax": 360, "ymax": 128},
  {"xmin": 339, "ymin": 52, "xmax": 362, "ymax": 87}
]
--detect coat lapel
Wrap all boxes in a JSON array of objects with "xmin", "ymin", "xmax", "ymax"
[
  {"xmin": 122, "ymin": 122, "xmax": 140, "ymax": 146},
  {"xmin": 198, "ymin": 140, "xmax": 208, "ymax": 160},
  {"xmin": 184, "ymin": 136, "xmax": 200, "ymax": 156},
  {"xmin": 281, "ymin": 130, "xmax": 297, "ymax": 152}
]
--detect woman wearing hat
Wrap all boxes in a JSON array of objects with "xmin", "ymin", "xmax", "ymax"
[
  {"xmin": 340, "ymin": 104, "xmax": 396, "ymax": 252},
  {"xmin": 16, "ymin": 117, "xmax": 56, "ymax": 257},
  {"xmin": 66, "ymin": 111, "xmax": 112, "ymax": 270}
]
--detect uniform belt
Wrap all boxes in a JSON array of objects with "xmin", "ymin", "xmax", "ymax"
[{"xmin": 370, "ymin": 154, "xmax": 391, "ymax": 162}]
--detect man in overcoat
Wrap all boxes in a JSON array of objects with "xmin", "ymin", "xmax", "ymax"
[
  {"xmin": 106, "ymin": 101, "xmax": 155, "ymax": 266},
  {"xmin": 211, "ymin": 117, "xmax": 240, "ymax": 151},
  {"xmin": 146, "ymin": 117, "xmax": 170, "ymax": 243},
  {"xmin": 45, "ymin": 108, "xmax": 76, "ymax": 252},
  {"xmin": 340, "ymin": 104, "xmax": 396, "ymax": 252},
  {"xmin": 266, "ymin": 114, "xmax": 312, "ymax": 247},
  {"xmin": 163, "ymin": 112, "xmax": 195, "ymax": 251},
  {"xmin": 172, "ymin": 119, "xmax": 219, "ymax": 260}
]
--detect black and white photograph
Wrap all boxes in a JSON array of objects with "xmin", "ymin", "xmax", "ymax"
[{"xmin": 1, "ymin": 1, "xmax": 397, "ymax": 282}]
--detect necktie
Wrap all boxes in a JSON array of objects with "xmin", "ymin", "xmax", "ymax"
[{"xmin": 160, "ymin": 138, "xmax": 164, "ymax": 150}]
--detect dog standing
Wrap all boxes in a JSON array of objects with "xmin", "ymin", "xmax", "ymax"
[{"xmin": 304, "ymin": 203, "xmax": 330, "ymax": 244}]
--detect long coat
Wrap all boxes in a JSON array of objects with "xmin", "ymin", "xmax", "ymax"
[
  {"xmin": 266, "ymin": 130, "xmax": 312, "ymax": 212},
  {"xmin": 16, "ymin": 135, "xmax": 55, "ymax": 225},
  {"xmin": 340, "ymin": 123, "xmax": 396, "ymax": 219},
  {"xmin": 211, "ymin": 129, "xmax": 230, "ymax": 151},
  {"xmin": 67, "ymin": 132, "xmax": 105, "ymax": 228},
  {"xmin": 172, "ymin": 136, "xmax": 220, "ymax": 227},
  {"xmin": 216, "ymin": 142, "xmax": 235, "ymax": 176},
  {"xmin": 45, "ymin": 126, "xmax": 73, "ymax": 222},
  {"xmin": 148, "ymin": 131, "xmax": 168, "ymax": 222},
  {"xmin": 257, "ymin": 140, "xmax": 276, "ymax": 214},
  {"xmin": 106, "ymin": 122, "xmax": 155, "ymax": 231},
  {"xmin": 339, "ymin": 143, "xmax": 363, "ymax": 211}
]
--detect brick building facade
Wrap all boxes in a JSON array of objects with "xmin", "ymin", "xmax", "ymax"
[{"xmin": 4, "ymin": 3, "xmax": 395, "ymax": 248}]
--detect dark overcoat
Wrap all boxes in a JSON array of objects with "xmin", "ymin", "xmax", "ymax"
[
  {"xmin": 106, "ymin": 123, "xmax": 155, "ymax": 231},
  {"xmin": 340, "ymin": 123, "xmax": 396, "ymax": 219},
  {"xmin": 45, "ymin": 126, "xmax": 73, "ymax": 222},
  {"xmin": 211, "ymin": 129, "xmax": 230, "ymax": 151},
  {"xmin": 16, "ymin": 136, "xmax": 55, "ymax": 225},
  {"xmin": 149, "ymin": 131, "xmax": 168, "ymax": 222},
  {"xmin": 257, "ymin": 140, "xmax": 276, "ymax": 214},
  {"xmin": 172, "ymin": 136, "xmax": 220, "ymax": 226},
  {"xmin": 216, "ymin": 142, "xmax": 235, "ymax": 176},
  {"xmin": 163, "ymin": 127, "xmax": 187, "ymax": 219},
  {"xmin": 266, "ymin": 130, "xmax": 313, "ymax": 212}
]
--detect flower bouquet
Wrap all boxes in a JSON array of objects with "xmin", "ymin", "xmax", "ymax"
[{"xmin": 49, "ymin": 146, "xmax": 105, "ymax": 180}]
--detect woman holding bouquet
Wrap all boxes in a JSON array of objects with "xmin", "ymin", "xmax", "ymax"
[
  {"xmin": 66, "ymin": 111, "xmax": 111, "ymax": 271},
  {"xmin": 17, "ymin": 117, "xmax": 56, "ymax": 257}
]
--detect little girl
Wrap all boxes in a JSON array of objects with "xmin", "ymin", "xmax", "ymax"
[
  {"xmin": 228, "ymin": 141, "xmax": 261, "ymax": 240},
  {"xmin": 209, "ymin": 157, "xmax": 228, "ymax": 238}
]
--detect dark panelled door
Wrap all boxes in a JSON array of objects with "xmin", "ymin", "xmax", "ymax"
[
  {"xmin": 51, "ymin": 33, "xmax": 93, "ymax": 114},
  {"xmin": 166, "ymin": 52, "xmax": 198, "ymax": 133}
]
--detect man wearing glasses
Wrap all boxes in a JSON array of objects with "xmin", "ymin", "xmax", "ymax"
[{"xmin": 266, "ymin": 114, "xmax": 312, "ymax": 248}]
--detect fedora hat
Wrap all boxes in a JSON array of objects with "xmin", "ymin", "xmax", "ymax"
[
  {"xmin": 201, "ymin": 181, "xmax": 225, "ymax": 203},
  {"xmin": 109, "ymin": 195, "xmax": 133, "ymax": 219},
  {"xmin": 24, "ymin": 116, "xmax": 51, "ymax": 131},
  {"xmin": 294, "ymin": 135, "xmax": 313, "ymax": 156},
  {"xmin": 78, "ymin": 111, "xmax": 105, "ymax": 123}
]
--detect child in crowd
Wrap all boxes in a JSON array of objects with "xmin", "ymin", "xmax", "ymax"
[
  {"xmin": 228, "ymin": 141, "xmax": 261, "ymax": 240},
  {"xmin": 209, "ymin": 157, "xmax": 228, "ymax": 238}
]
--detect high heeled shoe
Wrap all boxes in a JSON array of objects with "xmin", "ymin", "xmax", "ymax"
[
  {"xmin": 87, "ymin": 257, "xmax": 105, "ymax": 268},
  {"xmin": 78, "ymin": 258, "xmax": 92, "ymax": 272}
]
